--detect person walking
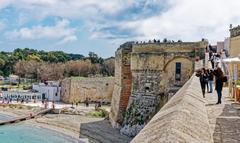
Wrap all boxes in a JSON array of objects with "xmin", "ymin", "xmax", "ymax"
[
  {"xmin": 208, "ymin": 69, "xmax": 214, "ymax": 93},
  {"xmin": 214, "ymin": 67, "xmax": 224, "ymax": 104},
  {"xmin": 204, "ymin": 69, "xmax": 209, "ymax": 92},
  {"xmin": 197, "ymin": 68, "xmax": 208, "ymax": 98}
]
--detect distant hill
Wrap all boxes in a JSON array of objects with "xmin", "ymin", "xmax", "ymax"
[{"xmin": 0, "ymin": 48, "xmax": 113, "ymax": 77}]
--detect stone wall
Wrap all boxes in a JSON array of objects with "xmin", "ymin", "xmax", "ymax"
[
  {"xmin": 131, "ymin": 74, "xmax": 213, "ymax": 143},
  {"xmin": 230, "ymin": 25, "xmax": 240, "ymax": 38},
  {"xmin": 109, "ymin": 42, "xmax": 133, "ymax": 127},
  {"xmin": 110, "ymin": 41, "xmax": 208, "ymax": 136},
  {"xmin": 230, "ymin": 35, "xmax": 240, "ymax": 57},
  {"xmin": 60, "ymin": 77, "xmax": 114, "ymax": 103},
  {"xmin": 230, "ymin": 25, "xmax": 240, "ymax": 57}
]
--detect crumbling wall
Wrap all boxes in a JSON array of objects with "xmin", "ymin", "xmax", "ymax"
[{"xmin": 109, "ymin": 42, "xmax": 133, "ymax": 127}]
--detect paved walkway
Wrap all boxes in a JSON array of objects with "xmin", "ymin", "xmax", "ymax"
[{"xmin": 205, "ymin": 87, "xmax": 240, "ymax": 143}]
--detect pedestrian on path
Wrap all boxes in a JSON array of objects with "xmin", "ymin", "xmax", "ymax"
[
  {"xmin": 208, "ymin": 69, "xmax": 214, "ymax": 93},
  {"xmin": 196, "ymin": 68, "xmax": 208, "ymax": 98},
  {"xmin": 214, "ymin": 67, "xmax": 224, "ymax": 104},
  {"xmin": 204, "ymin": 69, "xmax": 209, "ymax": 92}
]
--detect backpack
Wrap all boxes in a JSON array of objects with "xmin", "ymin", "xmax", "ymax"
[{"xmin": 222, "ymin": 76, "xmax": 227, "ymax": 82}]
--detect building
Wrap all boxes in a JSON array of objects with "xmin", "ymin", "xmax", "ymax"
[
  {"xmin": 60, "ymin": 77, "xmax": 114, "ymax": 104},
  {"xmin": 224, "ymin": 37, "xmax": 230, "ymax": 55},
  {"xmin": 32, "ymin": 81, "xmax": 61, "ymax": 102},
  {"xmin": 217, "ymin": 41, "xmax": 224, "ymax": 53},
  {"xmin": 109, "ymin": 40, "xmax": 208, "ymax": 136},
  {"xmin": 229, "ymin": 25, "xmax": 240, "ymax": 57},
  {"xmin": 2, "ymin": 90, "xmax": 42, "ymax": 101},
  {"xmin": 223, "ymin": 25, "xmax": 240, "ymax": 103},
  {"xmin": 9, "ymin": 74, "xmax": 19, "ymax": 84}
]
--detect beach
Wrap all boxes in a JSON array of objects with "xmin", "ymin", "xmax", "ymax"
[{"xmin": 0, "ymin": 103, "xmax": 132, "ymax": 143}]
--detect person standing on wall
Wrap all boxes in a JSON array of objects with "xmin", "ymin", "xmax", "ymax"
[
  {"xmin": 214, "ymin": 67, "xmax": 224, "ymax": 104},
  {"xmin": 204, "ymin": 69, "xmax": 209, "ymax": 93},
  {"xmin": 196, "ymin": 68, "xmax": 208, "ymax": 98},
  {"xmin": 208, "ymin": 69, "xmax": 214, "ymax": 93}
]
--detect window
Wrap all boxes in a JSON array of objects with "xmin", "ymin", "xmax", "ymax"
[{"xmin": 175, "ymin": 62, "xmax": 181, "ymax": 81}]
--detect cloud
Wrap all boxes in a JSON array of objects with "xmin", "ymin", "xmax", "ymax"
[
  {"xmin": 2, "ymin": 0, "xmax": 240, "ymax": 45},
  {"xmin": 118, "ymin": 0, "xmax": 240, "ymax": 43},
  {"xmin": 0, "ymin": 21, "xmax": 5, "ymax": 31},
  {"xmin": 57, "ymin": 35, "xmax": 77, "ymax": 45},
  {"xmin": 0, "ymin": 0, "xmax": 135, "ymax": 18},
  {"xmin": 5, "ymin": 19, "xmax": 77, "ymax": 44},
  {"xmin": 0, "ymin": 0, "xmax": 12, "ymax": 9}
]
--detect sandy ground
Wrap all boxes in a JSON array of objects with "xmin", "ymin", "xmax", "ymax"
[
  {"xmin": 0, "ymin": 104, "xmax": 42, "ymax": 117},
  {"xmin": 34, "ymin": 114, "xmax": 132, "ymax": 143}
]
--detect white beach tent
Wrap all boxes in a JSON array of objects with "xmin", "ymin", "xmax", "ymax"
[
  {"xmin": 222, "ymin": 57, "xmax": 240, "ymax": 99},
  {"xmin": 222, "ymin": 57, "xmax": 240, "ymax": 63}
]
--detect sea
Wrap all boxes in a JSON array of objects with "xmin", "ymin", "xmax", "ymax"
[{"xmin": 0, "ymin": 113, "xmax": 83, "ymax": 143}]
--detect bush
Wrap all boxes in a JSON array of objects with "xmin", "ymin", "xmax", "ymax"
[
  {"xmin": 236, "ymin": 80, "xmax": 240, "ymax": 86},
  {"xmin": 86, "ymin": 109, "xmax": 108, "ymax": 118}
]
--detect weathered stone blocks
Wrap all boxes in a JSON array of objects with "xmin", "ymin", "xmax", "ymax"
[
  {"xmin": 110, "ymin": 41, "xmax": 208, "ymax": 136},
  {"xmin": 131, "ymin": 75, "xmax": 213, "ymax": 143},
  {"xmin": 60, "ymin": 77, "xmax": 114, "ymax": 103}
]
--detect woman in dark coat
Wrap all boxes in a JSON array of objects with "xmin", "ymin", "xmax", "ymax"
[
  {"xmin": 198, "ymin": 68, "xmax": 208, "ymax": 98},
  {"xmin": 214, "ymin": 67, "xmax": 224, "ymax": 104}
]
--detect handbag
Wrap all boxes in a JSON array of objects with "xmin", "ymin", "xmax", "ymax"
[{"xmin": 222, "ymin": 76, "xmax": 227, "ymax": 82}]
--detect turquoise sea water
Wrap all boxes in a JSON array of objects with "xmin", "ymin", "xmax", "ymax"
[
  {"xmin": 0, "ymin": 114, "xmax": 81, "ymax": 143},
  {"xmin": 0, "ymin": 123, "xmax": 81, "ymax": 143}
]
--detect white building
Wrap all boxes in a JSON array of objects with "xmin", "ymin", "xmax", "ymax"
[
  {"xmin": 32, "ymin": 81, "xmax": 61, "ymax": 102},
  {"xmin": 217, "ymin": 41, "xmax": 224, "ymax": 53},
  {"xmin": 9, "ymin": 74, "xmax": 19, "ymax": 84},
  {"xmin": 2, "ymin": 91, "xmax": 42, "ymax": 101},
  {"xmin": 224, "ymin": 37, "xmax": 230, "ymax": 56}
]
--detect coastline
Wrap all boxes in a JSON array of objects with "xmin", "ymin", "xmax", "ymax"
[{"xmin": 0, "ymin": 104, "xmax": 132, "ymax": 143}]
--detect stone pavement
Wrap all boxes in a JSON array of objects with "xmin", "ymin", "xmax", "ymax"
[{"xmin": 205, "ymin": 87, "xmax": 240, "ymax": 143}]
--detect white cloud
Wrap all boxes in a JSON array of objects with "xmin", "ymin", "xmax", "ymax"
[
  {"xmin": 0, "ymin": 21, "xmax": 5, "ymax": 31},
  {"xmin": 0, "ymin": 0, "xmax": 13, "ymax": 9},
  {"xmin": 120, "ymin": 0, "xmax": 240, "ymax": 43},
  {"xmin": 2, "ymin": 0, "xmax": 240, "ymax": 44},
  {"xmin": 0, "ymin": 0, "xmax": 135, "ymax": 18},
  {"xmin": 57, "ymin": 35, "xmax": 78, "ymax": 45},
  {"xmin": 5, "ymin": 19, "xmax": 77, "ymax": 44}
]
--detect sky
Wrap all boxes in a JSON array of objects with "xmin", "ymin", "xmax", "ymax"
[{"xmin": 0, "ymin": 0, "xmax": 240, "ymax": 58}]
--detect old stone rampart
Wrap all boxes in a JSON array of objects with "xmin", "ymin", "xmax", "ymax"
[
  {"xmin": 131, "ymin": 74, "xmax": 213, "ymax": 143},
  {"xmin": 60, "ymin": 77, "xmax": 114, "ymax": 103}
]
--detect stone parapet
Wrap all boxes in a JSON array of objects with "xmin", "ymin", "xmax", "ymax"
[{"xmin": 131, "ymin": 74, "xmax": 213, "ymax": 143}]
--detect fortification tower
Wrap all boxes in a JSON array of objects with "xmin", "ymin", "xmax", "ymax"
[{"xmin": 110, "ymin": 40, "xmax": 208, "ymax": 136}]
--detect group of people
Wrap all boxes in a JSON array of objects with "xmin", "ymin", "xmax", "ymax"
[
  {"xmin": 1, "ymin": 97, "xmax": 28, "ymax": 104},
  {"xmin": 196, "ymin": 67, "xmax": 225, "ymax": 104}
]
